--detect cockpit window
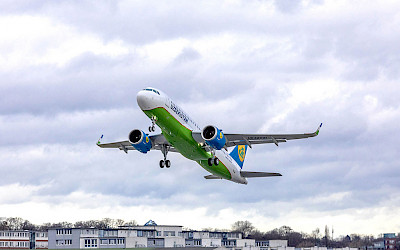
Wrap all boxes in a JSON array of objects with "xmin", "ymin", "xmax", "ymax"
[{"xmin": 143, "ymin": 88, "xmax": 160, "ymax": 95}]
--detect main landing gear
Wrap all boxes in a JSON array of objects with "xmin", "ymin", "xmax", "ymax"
[
  {"xmin": 160, "ymin": 159, "xmax": 171, "ymax": 168},
  {"xmin": 206, "ymin": 148, "xmax": 219, "ymax": 166},
  {"xmin": 159, "ymin": 144, "xmax": 171, "ymax": 168},
  {"xmin": 148, "ymin": 116, "xmax": 157, "ymax": 132},
  {"xmin": 207, "ymin": 157, "xmax": 219, "ymax": 166}
]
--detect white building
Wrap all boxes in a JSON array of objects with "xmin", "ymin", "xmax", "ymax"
[
  {"xmin": 123, "ymin": 224, "xmax": 185, "ymax": 248},
  {"xmin": 33, "ymin": 231, "xmax": 48, "ymax": 249},
  {"xmin": 184, "ymin": 230, "xmax": 259, "ymax": 250},
  {"xmin": 48, "ymin": 221, "xmax": 185, "ymax": 249},
  {"xmin": 183, "ymin": 231, "xmax": 222, "ymax": 247},
  {"xmin": 256, "ymin": 240, "xmax": 291, "ymax": 250},
  {"xmin": 0, "ymin": 230, "xmax": 31, "ymax": 249}
]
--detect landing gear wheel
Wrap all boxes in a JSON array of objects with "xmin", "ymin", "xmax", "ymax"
[
  {"xmin": 149, "ymin": 116, "xmax": 157, "ymax": 132},
  {"xmin": 159, "ymin": 160, "xmax": 165, "ymax": 168},
  {"xmin": 213, "ymin": 158, "xmax": 219, "ymax": 166},
  {"xmin": 165, "ymin": 160, "xmax": 171, "ymax": 168},
  {"xmin": 207, "ymin": 158, "xmax": 213, "ymax": 166}
]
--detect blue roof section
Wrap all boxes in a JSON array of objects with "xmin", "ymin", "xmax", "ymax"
[{"xmin": 144, "ymin": 220, "xmax": 157, "ymax": 226}]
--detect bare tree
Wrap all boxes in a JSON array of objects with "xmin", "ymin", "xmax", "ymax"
[
  {"xmin": 324, "ymin": 225, "xmax": 330, "ymax": 247},
  {"xmin": 231, "ymin": 221, "xmax": 255, "ymax": 238},
  {"xmin": 6, "ymin": 217, "xmax": 24, "ymax": 230},
  {"xmin": 312, "ymin": 228, "xmax": 320, "ymax": 246},
  {"xmin": 278, "ymin": 226, "xmax": 293, "ymax": 237},
  {"xmin": 124, "ymin": 220, "xmax": 138, "ymax": 227}
]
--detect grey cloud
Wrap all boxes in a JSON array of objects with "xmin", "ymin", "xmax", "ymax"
[
  {"xmin": 274, "ymin": 0, "xmax": 302, "ymax": 13},
  {"xmin": 1, "ymin": 0, "xmax": 400, "ymax": 234},
  {"xmin": 173, "ymin": 47, "xmax": 201, "ymax": 65}
]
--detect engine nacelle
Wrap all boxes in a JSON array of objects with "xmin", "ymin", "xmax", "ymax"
[
  {"xmin": 128, "ymin": 129, "xmax": 152, "ymax": 153},
  {"xmin": 201, "ymin": 125, "xmax": 226, "ymax": 150}
]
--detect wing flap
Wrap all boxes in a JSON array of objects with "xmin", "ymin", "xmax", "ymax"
[{"xmin": 240, "ymin": 171, "xmax": 282, "ymax": 178}]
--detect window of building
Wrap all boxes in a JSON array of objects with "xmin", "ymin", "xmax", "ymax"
[
  {"xmin": 194, "ymin": 240, "xmax": 201, "ymax": 246},
  {"xmin": 164, "ymin": 231, "xmax": 176, "ymax": 237},
  {"xmin": 118, "ymin": 239, "xmax": 125, "ymax": 245},
  {"xmin": 84, "ymin": 239, "xmax": 98, "ymax": 248},
  {"xmin": 109, "ymin": 239, "xmax": 116, "ymax": 245},
  {"xmin": 100, "ymin": 239, "xmax": 108, "ymax": 245},
  {"xmin": 65, "ymin": 240, "xmax": 72, "ymax": 245}
]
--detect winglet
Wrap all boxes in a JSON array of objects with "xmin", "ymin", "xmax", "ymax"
[
  {"xmin": 315, "ymin": 123, "xmax": 323, "ymax": 136},
  {"xmin": 97, "ymin": 134, "xmax": 104, "ymax": 145}
]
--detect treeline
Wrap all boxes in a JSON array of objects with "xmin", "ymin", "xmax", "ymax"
[
  {"xmin": 0, "ymin": 217, "xmax": 137, "ymax": 231},
  {"xmin": 230, "ymin": 221, "xmax": 383, "ymax": 248}
]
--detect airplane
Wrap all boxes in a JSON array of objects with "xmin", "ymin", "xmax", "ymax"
[{"xmin": 97, "ymin": 87, "xmax": 322, "ymax": 184}]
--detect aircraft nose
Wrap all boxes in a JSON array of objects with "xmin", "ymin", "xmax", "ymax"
[{"xmin": 137, "ymin": 90, "xmax": 152, "ymax": 110}]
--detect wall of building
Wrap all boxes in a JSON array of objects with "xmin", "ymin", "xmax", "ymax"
[
  {"xmin": 48, "ymin": 228, "xmax": 80, "ymax": 249},
  {"xmin": 0, "ymin": 230, "xmax": 30, "ymax": 249},
  {"xmin": 236, "ymin": 239, "xmax": 257, "ymax": 247},
  {"xmin": 164, "ymin": 237, "xmax": 185, "ymax": 247},
  {"xmin": 34, "ymin": 232, "xmax": 49, "ymax": 249},
  {"xmin": 125, "ymin": 236, "xmax": 147, "ymax": 248},
  {"xmin": 201, "ymin": 238, "xmax": 222, "ymax": 247},
  {"xmin": 0, "ymin": 230, "xmax": 48, "ymax": 249}
]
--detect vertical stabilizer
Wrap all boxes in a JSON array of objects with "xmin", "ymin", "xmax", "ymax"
[{"xmin": 229, "ymin": 145, "xmax": 248, "ymax": 169}]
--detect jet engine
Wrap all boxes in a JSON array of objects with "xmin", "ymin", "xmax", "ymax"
[
  {"xmin": 128, "ymin": 129, "xmax": 152, "ymax": 153},
  {"xmin": 201, "ymin": 125, "xmax": 226, "ymax": 150}
]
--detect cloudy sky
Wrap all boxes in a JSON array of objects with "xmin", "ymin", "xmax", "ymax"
[{"xmin": 1, "ymin": 0, "xmax": 400, "ymax": 237}]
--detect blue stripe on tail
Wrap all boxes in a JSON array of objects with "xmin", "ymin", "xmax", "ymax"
[{"xmin": 229, "ymin": 145, "xmax": 248, "ymax": 169}]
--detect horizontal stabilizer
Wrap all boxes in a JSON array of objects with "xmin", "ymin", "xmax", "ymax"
[
  {"xmin": 204, "ymin": 175, "xmax": 222, "ymax": 180},
  {"xmin": 240, "ymin": 171, "xmax": 282, "ymax": 178}
]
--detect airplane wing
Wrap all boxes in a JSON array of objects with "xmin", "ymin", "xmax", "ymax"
[
  {"xmin": 192, "ymin": 123, "xmax": 322, "ymax": 148},
  {"xmin": 240, "ymin": 171, "xmax": 282, "ymax": 178},
  {"xmin": 97, "ymin": 134, "xmax": 178, "ymax": 153},
  {"xmin": 224, "ymin": 123, "xmax": 322, "ymax": 148}
]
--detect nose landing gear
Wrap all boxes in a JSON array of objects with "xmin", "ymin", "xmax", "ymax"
[{"xmin": 149, "ymin": 116, "xmax": 157, "ymax": 132}]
